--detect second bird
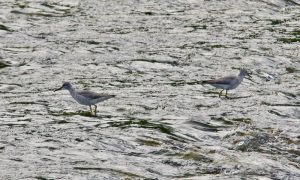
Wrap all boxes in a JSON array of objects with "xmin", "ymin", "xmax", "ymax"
[
  {"xmin": 54, "ymin": 82, "xmax": 115, "ymax": 115},
  {"xmin": 202, "ymin": 68, "xmax": 251, "ymax": 98}
]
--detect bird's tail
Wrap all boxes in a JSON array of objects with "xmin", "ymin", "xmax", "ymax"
[
  {"xmin": 201, "ymin": 80, "xmax": 211, "ymax": 84},
  {"xmin": 101, "ymin": 95, "xmax": 116, "ymax": 101},
  {"xmin": 109, "ymin": 95, "xmax": 116, "ymax": 98}
]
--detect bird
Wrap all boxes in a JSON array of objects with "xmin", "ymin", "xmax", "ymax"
[
  {"xmin": 54, "ymin": 82, "xmax": 115, "ymax": 115},
  {"xmin": 202, "ymin": 68, "xmax": 251, "ymax": 97}
]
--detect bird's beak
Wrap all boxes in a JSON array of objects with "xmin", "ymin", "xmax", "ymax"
[
  {"xmin": 245, "ymin": 72, "xmax": 253, "ymax": 81},
  {"xmin": 54, "ymin": 86, "xmax": 63, "ymax": 92}
]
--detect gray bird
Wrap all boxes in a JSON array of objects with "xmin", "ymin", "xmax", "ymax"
[
  {"xmin": 54, "ymin": 82, "xmax": 115, "ymax": 115},
  {"xmin": 202, "ymin": 68, "xmax": 251, "ymax": 97}
]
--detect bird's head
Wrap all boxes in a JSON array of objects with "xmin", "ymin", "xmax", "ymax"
[{"xmin": 54, "ymin": 82, "xmax": 72, "ymax": 91}]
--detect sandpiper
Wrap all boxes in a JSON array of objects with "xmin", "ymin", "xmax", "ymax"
[
  {"xmin": 54, "ymin": 82, "xmax": 115, "ymax": 115},
  {"xmin": 202, "ymin": 68, "xmax": 251, "ymax": 97}
]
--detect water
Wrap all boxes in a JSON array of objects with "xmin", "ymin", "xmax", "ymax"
[{"xmin": 0, "ymin": 0, "xmax": 299, "ymax": 179}]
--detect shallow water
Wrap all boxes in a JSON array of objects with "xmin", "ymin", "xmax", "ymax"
[{"xmin": 0, "ymin": 0, "xmax": 299, "ymax": 179}]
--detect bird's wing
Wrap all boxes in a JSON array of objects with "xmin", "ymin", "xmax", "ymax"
[
  {"xmin": 203, "ymin": 75, "xmax": 236, "ymax": 85},
  {"xmin": 77, "ymin": 90, "xmax": 115, "ymax": 99}
]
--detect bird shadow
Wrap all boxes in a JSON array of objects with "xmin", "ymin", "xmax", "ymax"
[
  {"xmin": 222, "ymin": 95, "xmax": 252, "ymax": 100},
  {"xmin": 203, "ymin": 91, "xmax": 251, "ymax": 99},
  {"xmin": 49, "ymin": 110, "xmax": 95, "ymax": 117}
]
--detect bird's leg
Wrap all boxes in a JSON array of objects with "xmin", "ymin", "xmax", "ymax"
[
  {"xmin": 219, "ymin": 89, "xmax": 224, "ymax": 97},
  {"xmin": 94, "ymin": 105, "xmax": 97, "ymax": 116},
  {"xmin": 225, "ymin": 90, "xmax": 228, "ymax": 98},
  {"xmin": 89, "ymin": 105, "xmax": 93, "ymax": 115}
]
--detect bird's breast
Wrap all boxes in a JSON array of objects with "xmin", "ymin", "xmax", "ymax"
[{"xmin": 70, "ymin": 91, "xmax": 94, "ymax": 106}]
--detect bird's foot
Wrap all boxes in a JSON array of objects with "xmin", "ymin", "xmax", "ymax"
[{"xmin": 89, "ymin": 110, "xmax": 96, "ymax": 116}]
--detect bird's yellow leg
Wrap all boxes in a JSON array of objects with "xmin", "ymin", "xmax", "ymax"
[
  {"xmin": 94, "ymin": 105, "xmax": 97, "ymax": 116},
  {"xmin": 89, "ymin": 105, "xmax": 93, "ymax": 114},
  {"xmin": 219, "ymin": 89, "xmax": 224, "ymax": 97}
]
